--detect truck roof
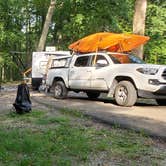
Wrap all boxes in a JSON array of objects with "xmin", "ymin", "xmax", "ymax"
[{"xmin": 73, "ymin": 51, "xmax": 129, "ymax": 56}]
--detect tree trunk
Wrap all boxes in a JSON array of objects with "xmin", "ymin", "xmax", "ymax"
[
  {"xmin": 2, "ymin": 66, "xmax": 5, "ymax": 81},
  {"xmin": 133, "ymin": 0, "xmax": 147, "ymax": 59},
  {"xmin": 37, "ymin": 0, "xmax": 56, "ymax": 51}
]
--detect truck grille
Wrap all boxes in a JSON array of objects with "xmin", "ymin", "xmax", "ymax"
[{"xmin": 162, "ymin": 69, "xmax": 166, "ymax": 80}]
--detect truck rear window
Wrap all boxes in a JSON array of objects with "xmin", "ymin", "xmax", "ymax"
[
  {"xmin": 51, "ymin": 57, "xmax": 71, "ymax": 68},
  {"xmin": 74, "ymin": 56, "xmax": 90, "ymax": 67}
]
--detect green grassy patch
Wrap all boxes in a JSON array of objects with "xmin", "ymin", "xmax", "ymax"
[
  {"xmin": 36, "ymin": 115, "xmax": 70, "ymax": 125},
  {"xmin": 60, "ymin": 108, "xmax": 87, "ymax": 118},
  {"xmin": 7, "ymin": 110, "xmax": 45, "ymax": 119},
  {"xmin": 0, "ymin": 109, "xmax": 165, "ymax": 166}
]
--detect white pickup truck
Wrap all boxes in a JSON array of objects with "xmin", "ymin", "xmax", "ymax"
[{"xmin": 46, "ymin": 52, "xmax": 166, "ymax": 106}]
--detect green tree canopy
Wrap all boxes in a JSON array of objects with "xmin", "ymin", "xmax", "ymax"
[
  {"xmin": 145, "ymin": 0, "xmax": 166, "ymax": 64},
  {"xmin": 0, "ymin": 0, "xmax": 165, "ymax": 81}
]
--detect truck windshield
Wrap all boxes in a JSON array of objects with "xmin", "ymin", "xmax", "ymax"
[{"xmin": 108, "ymin": 54, "xmax": 145, "ymax": 64}]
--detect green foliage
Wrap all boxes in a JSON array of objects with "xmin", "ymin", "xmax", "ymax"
[
  {"xmin": 54, "ymin": 0, "xmax": 132, "ymax": 48},
  {"xmin": 0, "ymin": 56, "xmax": 3, "ymax": 66},
  {"xmin": 145, "ymin": 1, "xmax": 166, "ymax": 64},
  {"xmin": 0, "ymin": 0, "xmax": 165, "ymax": 81}
]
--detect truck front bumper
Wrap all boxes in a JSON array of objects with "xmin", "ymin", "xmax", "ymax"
[{"xmin": 138, "ymin": 86, "xmax": 166, "ymax": 99}]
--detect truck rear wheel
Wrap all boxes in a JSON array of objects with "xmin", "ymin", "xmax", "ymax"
[
  {"xmin": 86, "ymin": 92, "xmax": 100, "ymax": 99},
  {"xmin": 53, "ymin": 81, "xmax": 68, "ymax": 99},
  {"xmin": 115, "ymin": 81, "xmax": 137, "ymax": 107}
]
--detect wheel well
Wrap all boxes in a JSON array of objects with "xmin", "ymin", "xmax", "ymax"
[
  {"xmin": 115, "ymin": 76, "xmax": 137, "ymax": 89},
  {"xmin": 52, "ymin": 77, "xmax": 64, "ymax": 86}
]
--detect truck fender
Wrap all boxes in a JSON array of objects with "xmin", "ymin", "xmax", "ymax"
[
  {"xmin": 52, "ymin": 77, "xmax": 68, "ymax": 88},
  {"xmin": 107, "ymin": 76, "xmax": 137, "ymax": 97},
  {"xmin": 107, "ymin": 79, "xmax": 118, "ymax": 97}
]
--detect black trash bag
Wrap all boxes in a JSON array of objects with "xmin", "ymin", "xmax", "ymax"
[{"xmin": 13, "ymin": 83, "xmax": 31, "ymax": 114}]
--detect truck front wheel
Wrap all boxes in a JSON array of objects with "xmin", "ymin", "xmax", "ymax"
[
  {"xmin": 114, "ymin": 81, "xmax": 137, "ymax": 107},
  {"xmin": 53, "ymin": 81, "xmax": 68, "ymax": 99}
]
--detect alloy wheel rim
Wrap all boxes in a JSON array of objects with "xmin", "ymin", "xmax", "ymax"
[
  {"xmin": 117, "ymin": 86, "xmax": 128, "ymax": 103},
  {"xmin": 55, "ymin": 85, "xmax": 62, "ymax": 96}
]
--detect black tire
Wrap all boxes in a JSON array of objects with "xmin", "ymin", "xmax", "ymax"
[
  {"xmin": 156, "ymin": 99, "xmax": 166, "ymax": 106},
  {"xmin": 53, "ymin": 81, "xmax": 68, "ymax": 99},
  {"xmin": 114, "ymin": 81, "xmax": 137, "ymax": 107},
  {"xmin": 86, "ymin": 92, "xmax": 100, "ymax": 99}
]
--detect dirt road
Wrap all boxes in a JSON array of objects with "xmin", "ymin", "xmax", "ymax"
[
  {"xmin": 1, "ymin": 86, "xmax": 166, "ymax": 139},
  {"xmin": 31, "ymin": 92, "xmax": 166, "ymax": 140}
]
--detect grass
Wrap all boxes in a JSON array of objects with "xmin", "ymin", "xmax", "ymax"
[
  {"xmin": 60, "ymin": 108, "xmax": 86, "ymax": 118},
  {"xmin": 0, "ymin": 109, "xmax": 165, "ymax": 166}
]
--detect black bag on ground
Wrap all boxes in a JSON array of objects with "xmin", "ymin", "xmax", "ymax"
[{"xmin": 13, "ymin": 83, "xmax": 31, "ymax": 114}]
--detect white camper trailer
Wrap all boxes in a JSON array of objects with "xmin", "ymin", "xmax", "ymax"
[{"xmin": 32, "ymin": 51, "xmax": 70, "ymax": 89}]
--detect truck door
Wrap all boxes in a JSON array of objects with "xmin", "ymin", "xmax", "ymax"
[
  {"xmin": 90, "ymin": 54, "xmax": 109, "ymax": 90},
  {"xmin": 69, "ymin": 55, "xmax": 92, "ymax": 89}
]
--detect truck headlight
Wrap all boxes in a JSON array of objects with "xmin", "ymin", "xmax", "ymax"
[{"xmin": 136, "ymin": 68, "xmax": 159, "ymax": 75}]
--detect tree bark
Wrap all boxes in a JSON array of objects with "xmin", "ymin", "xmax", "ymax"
[
  {"xmin": 37, "ymin": 0, "xmax": 56, "ymax": 51},
  {"xmin": 133, "ymin": 0, "xmax": 147, "ymax": 59}
]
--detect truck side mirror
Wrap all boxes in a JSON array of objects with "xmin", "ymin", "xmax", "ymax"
[{"xmin": 96, "ymin": 59, "xmax": 108, "ymax": 67}]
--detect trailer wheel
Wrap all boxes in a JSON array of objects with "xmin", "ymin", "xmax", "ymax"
[
  {"xmin": 115, "ymin": 81, "xmax": 137, "ymax": 107},
  {"xmin": 53, "ymin": 81, "xmax": 68, "ymax": 99}
]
